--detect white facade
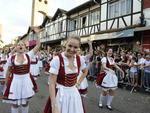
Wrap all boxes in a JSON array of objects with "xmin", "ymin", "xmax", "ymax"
[
  {"xmin": 143, "ymin": 8, "xmax": 150, "ymax": 26},
  {"xmin": 35, "ymin": 0, "xmax": 145, "ymax": 44}
]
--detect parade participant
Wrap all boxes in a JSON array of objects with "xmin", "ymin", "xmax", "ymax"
[
  {"xmin": 44, "ymin": 35, "xmax": 88, "ymax": 113},
  {"xmin": 98, "ymin": 48, "xmax": 124, "ymax": 110},
  {"xmin": 0, "ymin": 48, "xmax": 9, "ymax": 94},
  {"xmin": 3, "ymin": 26, "xmax": 41, "ymax": 113},
  {"xmin": 30, "ymin": 55, "xmax": 40, "ymax": 80},
  {"xmin": 77, "ymin": 39, "xmax": 93, "ymax": 97},
  {"xmin": 37, "ymin": 51, "xmax": 44, "ymax": 72}
]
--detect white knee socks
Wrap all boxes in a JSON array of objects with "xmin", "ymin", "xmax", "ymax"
[
  {"xmin": 107, "ymin": 95, "xmax": 114, "ymax": 106},
  {"xmin": 99, "ymin": 94, "xmax": 107, "ymax": 105},
  {"xmin": 11, "ymin": 106, "xmax": 19, "ymax": 113},
  {"xmin": 21, "ymin": 105, "xmax": 29, "ymax": 113}
]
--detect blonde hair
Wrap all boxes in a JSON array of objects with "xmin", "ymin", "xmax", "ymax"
[{"xmin": 67, "ymin": 34, "xmax": 81, "ymax": 45}]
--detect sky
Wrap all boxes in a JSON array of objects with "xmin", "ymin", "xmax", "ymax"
[{"xmin": 0, "ymin": 0, "xmax": 89, "ymax": 45}]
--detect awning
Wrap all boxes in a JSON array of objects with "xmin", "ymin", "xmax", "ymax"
[
  {"xmin": 94, "ymin": 29, "xmax": 134, "ymax": 41},
  {"xmin": 134, "ymin": 26, "xmax": 150, "ymax": 32},
  {"xmin": 81, "ymin": 36, "xmax": 90, "ymax": 43}
]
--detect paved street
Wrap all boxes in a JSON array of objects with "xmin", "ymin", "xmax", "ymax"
[{"xmin": 0, "ymin": 75, "xmax": 150, "ymax": 113}]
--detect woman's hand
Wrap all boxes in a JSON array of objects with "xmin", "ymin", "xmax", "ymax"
[{"xmin": 76, "ymin": 82, "xmax": 80, "ymax": 89}]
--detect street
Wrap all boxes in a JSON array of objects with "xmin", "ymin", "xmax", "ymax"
[{"xmin": 0, "ymin": 74, "xmax": 150, "ymax": 113}]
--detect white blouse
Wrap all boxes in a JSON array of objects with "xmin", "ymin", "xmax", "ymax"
[{"xmin": 49, "ymin": 52, "xmax": 86, "ymax": 75}]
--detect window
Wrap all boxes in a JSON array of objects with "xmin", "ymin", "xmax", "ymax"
[
  {"xmin": 82, "ymin": 16, "xmax": 87, "ymax": 27},
  {"xmin": 70, "ymin": 19, "xmax": 77, "ymax": 30},
  {"xmin": 73, "ymin": 20, "xmax": 77, "ymax": 30},
  {"xmin": 126, "ymin": 0, "xmax": 131, "ymax": 14},
  {"xmin": 109, "ymin": 0, "xmax": 131, "ymax": 19},
  {"xmin": 120, "ymin": 0, "xmax": 126, "ymax": 15},
  {"xmin": 63, "ymin": 20, "xmax": 66, "ymax": 31},
  {"xmin": 89, "ymin": 10, "xmax": 100, "ymax": 25},
  {"xmin": 58, "ymin": 21, "xmax": 63, "ymax": 32},
  {"xmin": 80, "ymin": 15, "xmax": 88, "ymax": 28},
  {"xmin": 69, "ymin": 19, "xmax": 78, "ymax": 31},
  {"xmin": 109, "ymin": 2, "xmax": 120, "ymax": 18}
]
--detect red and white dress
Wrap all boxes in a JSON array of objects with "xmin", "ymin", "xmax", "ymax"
[
  {"xmin": 44, "ymin": 52, "xmax": 87, "ymax": 113},
  {"xmin": 0, "ymin": 54, "xmax": 9, "ymax": 93},
  {"xmin": 101, "ymin": 57, "xmax": 118, "ymax": 90},
  {"xmin": 30, "ymin": 56, "xmax": 40, "ymax": 80},
  {"xmin": 3, "ymin": 51, "xmax": 38, "ymax": 105},
  {"xmin": 0, "ymin": 54, "xmax": 9, "ymax": 80},
  {"xmin": 77, "ymin": 55, "xmax": 89, "ymax": 96}
]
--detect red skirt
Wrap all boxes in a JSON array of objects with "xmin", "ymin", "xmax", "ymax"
[{"xmin": 96, "ymin": 71, "xmax": 106, "ymax": 86}]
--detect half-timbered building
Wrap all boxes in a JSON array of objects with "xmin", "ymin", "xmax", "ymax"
[{"xmin": 29, "ymin": 0, "xmax": 150, "ymax": 52}]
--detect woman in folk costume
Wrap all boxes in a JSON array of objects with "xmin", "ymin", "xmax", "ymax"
[
  {"xmin": 98, "ymin": 48, "xmax": 124, "ymax": 110},
  {"xmin": 44, "ymin": 35, "xmax": 88, "ymax": 113},
  {"xmin": 3, "ymin": 27, "xmax": 41, "ymax": 113},
  {"xmin": 0, "ymin": 48, "xmax": 10, "ymax": 93},
  {"xmin": 77, "ymin": 40, "xmax": 93, "ymax": 97},
  {"xmin": 0, "ymin": 46, "xmax": 19, "ymax": 83},
  {"xmin": 30, "ymin": 55, "xmax": 40, "ymax": 80}
]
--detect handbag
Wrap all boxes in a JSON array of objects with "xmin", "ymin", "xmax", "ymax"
[{"xmin": 96, "ymin": 71, "xmax": 106, "ymax": 86}]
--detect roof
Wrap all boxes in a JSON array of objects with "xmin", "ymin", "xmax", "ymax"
[
  {"xmin": 67, "ymin": 0, "xmax": 100, "ymax": 16},
  {"xmin": 52, "ymin": 8, "xmax": 67, "ymax": 21}
]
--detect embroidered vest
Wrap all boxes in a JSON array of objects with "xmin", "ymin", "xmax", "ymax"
[
  {"xmin": 106, "ymin": 57, "xmax": 115, "ymax": 70},
  {"xmin": 11, "ymin": 54, "xmax": 30, "ymax": 75},
  {"xmin": 57, "ymin": 54, "xmax": 81, "ymax": 87}
]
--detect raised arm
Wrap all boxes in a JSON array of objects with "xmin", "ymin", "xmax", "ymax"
[
  {"xmin": 87, "ymin": 40, "xmax": 93, "ymax": 57},
  {"xmin": 30, "ymin": 26, "xmax": 42, "ymax": 54}
]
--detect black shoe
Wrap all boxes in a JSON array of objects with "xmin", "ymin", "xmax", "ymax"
[
  {"xmin": 98, "ymin": 104, "xmax": 103, "ymax": 108},
  {"xmin": 106, "ymin": 105, "xmax": 113, "ymax": 110}
]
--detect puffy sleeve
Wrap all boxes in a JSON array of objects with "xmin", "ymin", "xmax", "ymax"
[
  {"xmin": 101, "ymin": 57, "xmax": 107, "ymax": 64},
  {"xmin": 49, "ymin": 56, "xmax": 60, "ymax": 75}
]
